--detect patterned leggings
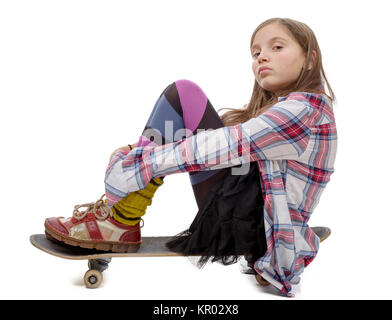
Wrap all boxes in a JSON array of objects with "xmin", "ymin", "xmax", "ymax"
[{"xmin": 136, "ymin": 79, "xmax": 231, "ymax": 210}]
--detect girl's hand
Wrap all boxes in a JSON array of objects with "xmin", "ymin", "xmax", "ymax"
[{"xmin": 109, "ymin": 143, "xmax": 137, "ymax": 162}]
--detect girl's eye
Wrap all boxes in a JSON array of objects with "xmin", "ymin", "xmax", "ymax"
[{"xmin": 252, "ymin": 46, "xmax": 282, "ymax": 58}]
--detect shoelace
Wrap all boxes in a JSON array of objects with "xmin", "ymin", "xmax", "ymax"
[{"xmin": 73, "ymin": 194, "xmax": 112, "ymax": 221}]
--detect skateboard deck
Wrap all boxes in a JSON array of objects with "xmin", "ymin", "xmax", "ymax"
[
  {"xmin": 30, "ymin": 226, "xmax": 331, "ymax": 288},
  {"xmin": 30, "ymin": 234, "xmax": 183, "ymax": 260},
  {"xmin": 30, "ymin": 234, "xmax": 187, "ymax": 288}
]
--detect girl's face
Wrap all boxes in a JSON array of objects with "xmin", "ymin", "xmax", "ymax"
[{"xmin": 251, "ymin": 22, "xmax": 307, "ymax": 94}]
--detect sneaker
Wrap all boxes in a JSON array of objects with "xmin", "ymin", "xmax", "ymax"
[{"xmin": 44, "ymin": 194, "xmax": 142, "ymax": 253}]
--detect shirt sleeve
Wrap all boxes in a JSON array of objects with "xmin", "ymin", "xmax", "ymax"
[{"xmin": 104, "ymin": 98, "xmax": 313, "ymax": 206}]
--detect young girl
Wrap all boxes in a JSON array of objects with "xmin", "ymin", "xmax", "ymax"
[{"xmin": 45, "ymin": 17, "xmax": 337, "ymax": 296}]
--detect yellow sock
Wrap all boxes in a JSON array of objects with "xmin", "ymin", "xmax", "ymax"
[{"xmin": 112, "ymin": 177, "xmax": 164, "ymax": 226}]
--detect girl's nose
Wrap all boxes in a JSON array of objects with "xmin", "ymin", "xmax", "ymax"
[{"xmin": 257, "ymin": 51, "xmax": 269, "ymax": 62}]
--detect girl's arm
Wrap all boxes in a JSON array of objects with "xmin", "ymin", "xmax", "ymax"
[
  {"xmin": 109, "ymin": 143, "xmax": 137, "ymax": 162},
  {"xmin": 105, "ymin": 98, "xmax": 313, "ymax": 206}
]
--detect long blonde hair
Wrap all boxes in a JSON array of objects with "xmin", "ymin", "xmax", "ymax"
[{"xmin": 218, "ymin": 18, "xmax": 335, "ymax": 126}]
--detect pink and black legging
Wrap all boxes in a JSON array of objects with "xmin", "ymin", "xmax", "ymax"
[
  {"xmin": 136, "ymin": 79, "xmax": 267, "ymax": 267},
  {"xmin": 136, "ymin": 79, "xmax": 231, "ymax": 210}
]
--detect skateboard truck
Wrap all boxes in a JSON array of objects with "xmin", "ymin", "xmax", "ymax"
[{"xmin": 85, "ymin": 258, "xmax": 112, "ymax": 288}]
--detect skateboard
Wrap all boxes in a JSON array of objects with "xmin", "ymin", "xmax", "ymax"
[{"xmin": 30, "ymin": 226, "xmax": 331, "ymax": 289}]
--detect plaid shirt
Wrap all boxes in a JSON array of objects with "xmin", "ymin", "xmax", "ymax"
[{"xmin": 105, "ymin": 91, "xmax": 337, "ymax": 296}]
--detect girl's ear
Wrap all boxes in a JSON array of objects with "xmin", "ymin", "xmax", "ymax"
[{"xmin": 306, "ymin": 50, "xmax": 317, "ymax": 71}]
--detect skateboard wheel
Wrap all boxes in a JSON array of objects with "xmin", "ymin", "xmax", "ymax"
[
  {"xmin": 255, "ymin": 274, "xmax": 270, "ymax": 286},
  {"xmin": 84, "ymin": 269, "xmax": 103, "ymax": 289}
]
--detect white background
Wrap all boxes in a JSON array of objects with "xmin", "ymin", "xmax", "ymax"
[{"xmin": 1, "ymin": 0, "xmax": 391, "ymax": 300}]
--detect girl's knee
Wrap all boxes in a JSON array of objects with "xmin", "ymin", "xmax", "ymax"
[
  {"xmin": 174, "ymin": 79, "xmax": 207, "ymax": 101},
  {"xmin": 175, "ymin": 78, "xmax": 202, "ymax": 90},
  {"xmin": 174, "ymin": 78, "xmax": 198, "ymax": 87}
]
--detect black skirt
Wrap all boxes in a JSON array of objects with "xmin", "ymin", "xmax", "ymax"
[{"xmin": 165, "ymin": 162, "xmax": 267, "ymax": 268}]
